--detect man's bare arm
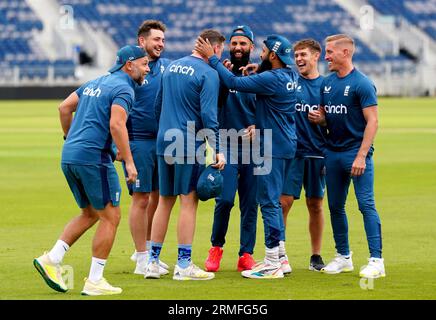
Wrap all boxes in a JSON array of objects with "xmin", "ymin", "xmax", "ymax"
[
  {"xmin": 59, "ymin": 92, "xmax": 79, "ymax": 137},
  {"xmin": 351, "ymin": 106, "xmax": 378, "ymax": 177}
]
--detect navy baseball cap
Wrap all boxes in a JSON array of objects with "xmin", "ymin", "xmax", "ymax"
[
  {"xmin": 196, "ymin": 166, "xmax": 224, "ymax": 201},
  {"xmin": 108, "ymin": 45, "xmax": 146, "ymax": 73},
  {"xmin": 263, "ymin": 34, "xmax": 293, "ymax": 67},
  {"xmin": 230, "ymin": 25, "xmax": 254, "ymax": 43}
]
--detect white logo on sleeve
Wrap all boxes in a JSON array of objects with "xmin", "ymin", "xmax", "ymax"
[
  {"xmin": 160, "ymin": 65, "xmax": 165, "ymax": 74},
  {"xmin": 344, "ymin": 85, "xmax": 351, "ymax": 96},
  {"xmin": 136, "ymin": 179, "xmax": 140, "ymax": 188}
]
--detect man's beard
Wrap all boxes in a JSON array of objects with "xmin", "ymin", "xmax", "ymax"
[
  {"xmin": 133, "ymin": 69, "xmax": 144, "ymax": 85},
  {"xmin": 258, "ymin": 57, "xmax": 272, "ymax": 73},
  {"xmin": 135, "ymin": 75, "xmax": 144, "ymax": 85},
  {"xmin": 230, "ymin": 50, "xmax": 250, "ymax": 74}
]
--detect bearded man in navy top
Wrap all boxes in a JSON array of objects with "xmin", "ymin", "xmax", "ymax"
[
  {"xmin": 196, "ymin": 34, "xmax": 299, "ymax": 279},
  {"xmin": 204, "ymin": 25, "xmax": 258, "ymax": 274},
  {"xmin": 309, "ymin": 34, "xmax": 385, "ymax": 279}
]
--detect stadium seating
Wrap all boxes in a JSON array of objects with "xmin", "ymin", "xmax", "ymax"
[
  {"xmin": 2, "ymin": 0, "xmax": 435, "ymax": 82},
  {"xmin": 368, "ymin": 0, "xmax": 436, "ymax": 40},
  {"xmin": 58, "ymin": 0, "xmax": 386, "ymax": 62},
  {"xmin": 0, "ymin": 1, "xmax": 76, "ymax": 81}
]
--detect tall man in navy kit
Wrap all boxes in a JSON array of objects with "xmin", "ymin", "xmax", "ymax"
[
  {"xmin": 33, "ymin": 45, "xmax": 149, "ymax": 296},
  {"xmin": 124, "ymin": 20, "xmax": 170, "ymax": 276},
  {"xmin": 145, "ymin": 29, "xmax": 226, "ymax": 281},
  {"xmin": 204, "ymin": 25, "xmax": 258, "ymax": 273},
  {"xmin": 196, "ymin": 34, "xmax": 299, "ymax": 279},
  {"xmin": 309, "ymin": 34, "xmax": 385, "ymax": 278}
]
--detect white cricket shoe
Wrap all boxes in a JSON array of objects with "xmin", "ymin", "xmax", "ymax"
[
  {"xmin": 134, "ymin": 257, "xmax": 169, "ymax": 276},
  {"xmin": 173, "ymin": 263, "xmax": 215, "ymax": 281},
  {"xmin": 359, "ymin": 258, "xmax": 386, "ymax": 278},
  {"xmin": 241, "ymin": 260, "xmax": 284, "ymax": 279},
  {"xmin": 279, "ymin": 255, "xmax": 292, "ymax": 274},
  {"xmin": 81, "ymin": 277, "xmax": 122, "ymax": 296},
  {"xmin": 33, "ymin": 252, "xmax": 68, "ymax": 293},
  {"xmin": 131, "ymin": 250, "xmax": 169, "ymax": 270},
  {"xmin": 144, "ymin": 261, "xmax": 161, "ymax": 279},
  {"xmin": 321, "ymin": 252, "xmax": 354, "ymax": 274}
]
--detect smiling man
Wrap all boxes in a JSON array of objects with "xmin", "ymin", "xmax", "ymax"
[
  {"xmin": 124, "ymin": 20, "xmax": 171, "ymax": 276},
  {"xmin": 308, "ymin": 34, "xmax": 385, "ymax": 279},
  {"xmin": 34, "ymin": 45, "xmax": 149, "ymax": 296},
  {"xmin": 280, "ymin": 39, "xmax": 327, "ymax": 273},
  {"xmin": 204, "ymin": 25, "xmax": 258, "ymax": 274}
]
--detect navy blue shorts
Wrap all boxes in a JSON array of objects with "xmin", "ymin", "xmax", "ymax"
[
  {"xmin": 158, "ymin": 156, "xmax": 204, "ymax": 196},
  {"xmin": 123, "ymin": 139, "xmax": 158, "ymax": 195},
  {"xmin": 61, "ymin": 163, "xmax": 121, "ymax": 210},
  {"xmin": 282, "ymin": 157, "xmax": 326, "ymax": 199}
]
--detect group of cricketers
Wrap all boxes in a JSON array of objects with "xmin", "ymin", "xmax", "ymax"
[{"xmin": 33, "ymin": 19, "xmax": 385, "ymax": 296}]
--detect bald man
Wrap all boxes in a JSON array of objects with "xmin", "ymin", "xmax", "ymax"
[{"xmin": 309, "ymin": 34, "xmax": 385, "ymax": 279}]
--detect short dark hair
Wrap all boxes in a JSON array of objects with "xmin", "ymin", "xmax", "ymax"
[
  {"xmin": 137, "ymin": 20, "xmax": 166, "ymax": 38},
  {"xmin": 293, "ymin": 39, "xmax": 322, "ymax": 54},
  {"xmin": 199, "ymin": 29, "xmax": 225, "ymax": 46}
]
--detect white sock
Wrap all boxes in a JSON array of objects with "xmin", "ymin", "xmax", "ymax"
[
  {"xmin": 88, "ymin": 257, "xmax": 106, "ymax": 283},
  {"xmin": 136, "ymin": 251, "xmax": 148, "ymax": 264},
  {"xmin": 279, "ymin": 240, "xmax": 287, "ymax": 258},
  {"xmin": 48, "ymin": 240, "xmax": 69, "ymax": 264},
  {"xmin": 146, "ymin": 241, "xmax": 151, "ymax": 251},
  {"xmin": 265, "ymin": 246, "xmax": 280, "ymax": 265}
]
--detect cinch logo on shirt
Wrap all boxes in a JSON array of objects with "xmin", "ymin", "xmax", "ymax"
[
  {"xmin": 295, "ymin": 103, "xmax": 318, "ymax": 112},
  {"xmin": 83, "ymin": 86, "xmax": 101, "ymax": 97},
  {"xmin": 287, "ymin": 81, "xmax": 297, "ymax": 91},
  {"xmin": 325, "ymin": 104, "xmax": 348, "ymax": 114},
  {"xmin": 169, "ymin": 64, "xmax": 195, "ymax": 76}
]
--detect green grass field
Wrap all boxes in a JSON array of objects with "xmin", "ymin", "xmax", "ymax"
[{"xmin": 0, "ymin": 98, "xmax": 435, "ymax": 300}]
